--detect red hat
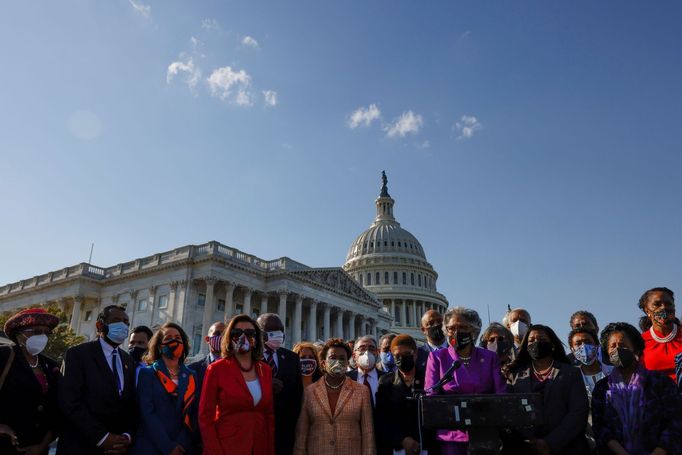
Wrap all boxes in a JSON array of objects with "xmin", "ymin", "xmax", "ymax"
[{"xmin": 3, "ymin": 308, "xmax": 59, "ymax": 340}]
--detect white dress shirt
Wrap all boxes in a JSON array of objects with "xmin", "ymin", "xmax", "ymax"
[
  {"xmin": 356, "ymin": 368, "xmax": 379, "ymax": 402},
  {"xmin": 426, "ymin": 340, "xmax": 448, "ymax": 352}
]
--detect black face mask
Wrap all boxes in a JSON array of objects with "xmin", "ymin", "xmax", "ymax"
[
  {"xmin": 527, "ymin": 341, "xmax": 553, "ymax": 360},
  {"xmin": 427, "ymin": 326, "xmax": 445, "ymax": 343},
  {"xmin": 395, "ymin": 355, "xmax": 415, "ymax": 373},
  {"xmin": 609, "ymin": 348, "xmax": 636, "ymax": 369},
  {"xmin": 495, "ymin": 339, "xmax": 512, "ymax": 356},
  {"xmin": 455, "ymin": 331, "xmax": 473, "ymax": 348},
  {"xmin": 129, "ymin": 346, "xmax": 146, "ymax": 363}
]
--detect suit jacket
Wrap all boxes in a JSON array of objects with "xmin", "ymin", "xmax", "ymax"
[
  {"xmin": 417, "ymin": 342, "xmax": 446, "ymax": 373},
  {"xmin": 425, "ymin": 346, "xmax": 507, "ymax": 443},
  {"xmin": 0, "ymin": 345, "xmax": 60, "ymax": 455},
  {"xmin": 130, "ymin": 365, "xmax": 199, "ymax": 455},
  {"xmin": 198, "ymin": 357, "xmax": 275, "ymax": 455},
  {"xmin": 508, "ymin": 362, "xmax": 589, "ymax": 455},
  {"xmin": 293, "ymin": 377, "xmax": 376, "ymax": 455},
  {"xmin": 346, "ymin": 368, "xmax": 386, "ymax": 403},
  {"xmin": 57, "ymin": 338, "xmax": 137, "ymax": 455},
  {"xmin": 270, "ymin": 347, "xmax": 304, "ymax": 455}
]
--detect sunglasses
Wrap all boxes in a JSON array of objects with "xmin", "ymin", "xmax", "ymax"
[{"xmin": 230, "ymin": 328, "xmax": 257, "ymax": 339}]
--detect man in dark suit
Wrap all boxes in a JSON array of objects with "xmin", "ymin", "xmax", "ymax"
[
  {"xmin": 347, "ymin": 334, "xmax": 386, "ymax": 405},
  {"xmin": 416, "ymin": 309, "xmax": 448, "ymax": 372},
  {"xmin": 57, "ymin": 305, "xmax": 137, "ymax": 455},
  {"xmin": 188, "ymin": 320, "xmax": 225, "ymax": 389},
  {"xmin": 257, "ymin": 313, "xmax": 303, "ymax": 455}
]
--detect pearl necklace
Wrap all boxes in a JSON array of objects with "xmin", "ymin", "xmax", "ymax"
[
  {"xmin": 532, "ymin": 361, "xmax": 554, "ymax": 381},
  {"xmin": 28, "ymin": 356, "xmax": 39, "ymax": 369},
  {"xmin": 324, "ymin": 376, "xmax": 345, "ymax": 390},
  {"xmin": 650, "ymin": 324, "xmax": 678, "ymax": 343}
]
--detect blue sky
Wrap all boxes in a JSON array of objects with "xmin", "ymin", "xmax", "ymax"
[{"xmin": 1, "ymin": 1, "xmax": 681, "ymax": 343}]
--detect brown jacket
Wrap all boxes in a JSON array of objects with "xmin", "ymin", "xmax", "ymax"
[{"xmin": 294, "ymin": 377, "xmax": 376, "ymax": 455}]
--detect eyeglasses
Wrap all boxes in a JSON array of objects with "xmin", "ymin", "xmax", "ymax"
[{"xmin": 230, "ymin": 328, "xmax": 257, "ymax": 339}]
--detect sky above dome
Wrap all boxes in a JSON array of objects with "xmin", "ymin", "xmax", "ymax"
[{"xmin": 1, "ymin": 1, "xmax": 681, "ymax": 342}]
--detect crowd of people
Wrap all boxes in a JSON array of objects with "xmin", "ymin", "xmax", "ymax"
[{"xmin": 1, "ymin": 286, "xmax": 681, "ymax": 455}]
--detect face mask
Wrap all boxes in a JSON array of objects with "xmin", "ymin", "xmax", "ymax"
[
  {"xmin": 326, "ymin": 358, "xmax": 348, "ymax": 376},
  {"xmin": 265, "ymin": 331, "xmax": 285, "ymax": 351},
  {"xmin": 380, "ymin": 352, "xmax": 395, "ymax": 369},
  {"xmin": 652, "ymin": 310, "xmax": 674, "ymax": 325},
  {"xmin": 427, "ymin": 326, "xmax": 445, "ymax": 343},
  {"xmin": 487, "ymin": 339, "xmax": 512, "ymax": 356},
  {"xmin": 609, "ymin": 347, "xmax": 637, "ymax": 369},
  {"xmin": 106, "ymin": 322, "xmax": 129, "ymax": 345},
  {"xmin": 573, "ymin": 344, "xmax": 598, "ymax": 366},
  {"xmin": 357, "ymin": 352, "xmax": 376, "ymax": 370},
  {"xmin": 395, "ymin": 355, "xmax": 415, "ymax": 373},
  {"xmin": 349, "ymin": 357, "xmax": 357, "ymax": 369},
  {"xmin": 510, "ymin": 321, "xmax": 529, "ymax": 340},
  {"xmin": 129, "ymin": 346, "xmax": 147, "ymax": 363},
  {"xmin": 24, "ymin": 334, "xmax": 48, "ymax": 356},
  {"xmin": 527, "ymin": 341, "xmax": 553, "ymax": 360},
  {"xmin": 161, "ymin": 340, "xmax": 184, "ymax": 359},
  {"xmin": 449, "ymin": 331, "xmax": 473, "ymax": 349},
  {"xmin": 208, "ymin": 335, "xmax": 222, "ymax": 353},
  {"xmin": 232, "ymin": 334, "xmax": 252, "ymax": 353},
  {"xmin": 300, "ymin": 358, "xmax": 317, "ymax": 376}
]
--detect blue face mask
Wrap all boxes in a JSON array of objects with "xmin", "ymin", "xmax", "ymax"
[
  {"xmin": 380, "ymin": 351, "xmax": 395, "ymax": 369},
  {"xmin": 106, "ymin": 322, "xmax": 129, "ymax": 345},
  {"xmin": 573, "ymin": 344, "xmax": 598, "ymax": 366}
]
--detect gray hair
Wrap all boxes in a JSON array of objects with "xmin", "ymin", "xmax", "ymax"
[
  {"xmin": 443, "ymin": 306, "xmax": 483, "ymax": 340},
  {"xmin": 354, "ymin": 335, "xmax": 377, "ymax": 350}
]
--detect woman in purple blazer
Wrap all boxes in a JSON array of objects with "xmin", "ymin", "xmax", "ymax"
[{"xmin": 425, "ymin": 306, "xmax": 507, "ymax": 455}]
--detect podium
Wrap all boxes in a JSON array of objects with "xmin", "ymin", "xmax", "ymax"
[{"xmin": 419, "ymin": 393, "xmax": 542, "ymax": 455}]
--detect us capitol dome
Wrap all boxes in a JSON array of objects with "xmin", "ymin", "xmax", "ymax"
[{"xmin": 343, "ymin": 171, "xmax": 449, "ymax": 340}]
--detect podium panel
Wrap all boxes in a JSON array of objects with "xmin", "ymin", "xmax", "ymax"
[{"xmin": 420, "ymin": 393, "xmax": 542, "ymax": 430}]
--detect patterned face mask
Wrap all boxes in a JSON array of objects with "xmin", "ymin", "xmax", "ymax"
[
  {"xmin": 325, "ymin": 358, "xmax": 348, "ymax": 375},
  {"xmin": 232, "ymin": 334, "xmax": 252, "ymax": 353},
  {"xmin": 208, "ymin": 335, "xmax": 222, "ymax": 353},
  {"xmin": 573, "ymin": 344, "xmax": 598, "ymax": 366},
  {"xmin": 653, "ymin": 310, "xmax": 674, "ymax": 325}
]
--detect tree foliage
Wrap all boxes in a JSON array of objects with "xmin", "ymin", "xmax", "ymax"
[{"xmin": 0, "ymin": 303, "xmax": 86, "ymax": 363}]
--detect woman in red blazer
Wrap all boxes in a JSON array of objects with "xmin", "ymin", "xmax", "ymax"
[{"xmin": 198, "ymin": 314, "xmax": 275, "ymax": 455}]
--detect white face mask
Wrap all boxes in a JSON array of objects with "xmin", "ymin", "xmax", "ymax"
[
  {"xmin": 24, "ymin": 334, "xmax": 48, "ymax": 356},
  {"xmin": 510, "ymin": 320, "xmax": 529, "ymax": 340},
  {"xmin": 357, "ymin": 352, "xmax": 376, "ymax": 370},
  {"xmin": 265, "ymin": 331, "xmax": 285, "ymax": 350}
]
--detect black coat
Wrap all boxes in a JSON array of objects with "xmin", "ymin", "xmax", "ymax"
[
  {"xmin": 375, "ymin": 367, "xmax": 436, "ymax": 455},
  {"xmin": 506, "ymin": 362, "xmax": 589, "ymax": 455},
  {"xmin": 57, "ymin": 339, "xmax": 137, "ymax": 455},
  {"xmin": 0, "ymin": 345, "xmax": 60, "ymax": 455},
  {"xmin": 271, "ymin": 347, "xmax": 303, "ymax": 455}
]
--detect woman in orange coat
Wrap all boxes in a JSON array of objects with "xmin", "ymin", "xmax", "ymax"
[{"xmin": 198, "ymin": 314, "xmax": 275, "ymax": 455}]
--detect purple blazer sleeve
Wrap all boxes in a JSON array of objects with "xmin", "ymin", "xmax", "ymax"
[
  {"xmin": 488, "ymin": 350, "xmax": 508, "ymax": 394},
  {"xmin": 424, "ymin": 350, "xmax": 441, "ymax": 396}
]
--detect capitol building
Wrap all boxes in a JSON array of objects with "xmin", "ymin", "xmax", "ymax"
[{"xmin": 0, "ymin": 173, "xmax": 447, "ymax": 352}]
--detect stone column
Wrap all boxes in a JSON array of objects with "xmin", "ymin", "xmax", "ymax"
[
  {"xmin": 308, "ymin": 300, "xmax": 318, "ymax": 341},
  {"xmin": 347, "ymin": 312, "xmax": 356, "ymax": 340},
  {"xmin": 390, "ymin": 299, "xmax": 396, "ymax": 323},
  {"xmin": 223, "ymin": 282, "xmax": 236, "ymax": 321},
  {"xmin": 400, "ymin": 300, "xmax": 407, "ymax": 328},
  {"xmin": 335, "ymin": 309, "xmax": 344, "ymax": 339},
  {"xmin": 293, "ymin": 295, "xmax": 303, "ymax": 345},
  {"xmin": 278, "ymin": 291, "xmax": 288, "ymax": 323},
  {"xmin": 260, "ymin": 293, "xmax": 269, "ymax": 315},
  {"xmin": 411, "ymin": 300, "xmax": 417, "ymax": 328},
  {"xmin": 148, "ymin": 285, "xmax": 158, "ymax": 327},
  {"xmin": 168, "ymin": 282, "xmax": 178, "ymax": 324},
  {"xmin": 200, "ymin": 277, "xmax": 217, "ymax": 354},
  {"xmin": 70, "ymin": 296, "xmax": 84, "ymax": 333},
  {"xmin": 359, "ymin": 315, "xmax": 366, "ymax": 336},
  {"xmin": 242, "ymin": 288, "xmax": 253, "ymax": 317},
  {"xmin": 174, "ymin": 280, "xmax": 187, "ymax": 325},
  {"xmin": 323, "ymin": 304, "xmax": 331, "ymax": 341},
  {"xmin": 128, "ymin": 290, "xmax": 138, "ymax": 327}
]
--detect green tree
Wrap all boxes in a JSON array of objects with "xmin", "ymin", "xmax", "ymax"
[{"xmin": 0, "ymin": 304, "xmax": 86, "ymax": 363}]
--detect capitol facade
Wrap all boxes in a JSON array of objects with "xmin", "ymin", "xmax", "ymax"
[
  {"xmin": 344, "ymin": 172, "xmax": 449, "ymax": 341},
  {"xmin": 0, "ymin": 173, "xmax": 448, "ymax": 351}
]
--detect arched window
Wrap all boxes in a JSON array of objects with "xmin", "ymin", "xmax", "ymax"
[
  {"xmin": 375, "ymin": 272, "xmax": 380, "ymax": 284},
  {"xmin": 384, "ymin": 272, "xmax": 389, "ymax": 284},
  {"xmin": 402, "ymin": 272, "xmax": 407, "ymax": 285},
  {"xmin": 393, "ymin": 271, "xmax": 398, "ymax": 284},
  {"xmin": 418, "ymin": 275, "xmax": 422, "ymax": 287},
  {"xmin": 367, "ymin": 273, "xmax": 372, "ymax": 285},
  {"xmin": 411, "ymin": 273, "xmax": 415, "ymax": 286}
]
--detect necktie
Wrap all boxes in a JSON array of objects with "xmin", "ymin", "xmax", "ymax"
[
  {"xmin": 266, "ymin": 350, "xmax": 278, "ymax": 376},
  {"xmin": 363, "ymin": 374, "xmax": 373, "ymax": 404},
  {"xmin": 111, "ymin": 348, "xmax": 122, "ymax": 396}
]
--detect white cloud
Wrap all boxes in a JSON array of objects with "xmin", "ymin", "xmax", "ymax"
[
  {"xmin": 263, "ymin": 90, "xmax": 278, "ymax": 107},
  {"xmin": 348, "ymin": 104, "xmax": 381, "ymax": 129},
  {"xmin": 385, "ymin": 111, "xmax": 423, "ymax": 138},
  {"xmin": 241, "ymin": 36, "xmax": 259, "ymax": 49},
  {"xmin": 454, "ymin": 115, "xmax": 482, "ymax": 139},
  {"xmin": 166, "ymin": 59, "xmax": 201, "ymax": 89},
  {"xmin": 206, "ymin": 66, "xmax": 252, "ymax": 102},
  {"xmin": 128, "ymin": 0, "xmax": 151, "ymax": 19},
  {"xmin": 201, "ymin": 18, "xmax": 220, "ymax": 30},
  {"xmin": 234, "ymin": 90, "xmax": 253, "ymax": 107}
]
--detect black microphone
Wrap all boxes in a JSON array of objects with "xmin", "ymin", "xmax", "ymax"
[{"xmin": 427, "ymin": 359, "xmax": 462, "ymax": 393}]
